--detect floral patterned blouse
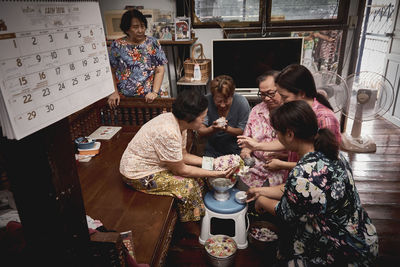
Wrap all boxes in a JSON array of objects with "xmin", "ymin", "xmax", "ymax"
[
  {"xmin": 242, "ymin": 102, "xmax": 288, "ymax": 187},
  {"xmin": 275, "ymin": 151, "xmax": 378, "ymax": 266},
  {"xmin": 109, "ymin": 36, "xmax": 168, "ymax": 97}
]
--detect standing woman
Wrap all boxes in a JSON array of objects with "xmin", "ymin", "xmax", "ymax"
[
  {"xmin": 108, "ymin": 9, "xmax": 168, "ymax": 107},
  {"xmin": 238, "ymin": 64, "xmax": 341, "ymax": 171},
  {"xmin": 247, "ymin": 100, "xmax": 378, "ymax": 266}
]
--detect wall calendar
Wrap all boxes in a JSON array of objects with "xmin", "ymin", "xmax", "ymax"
[{"xmin": 0, "ymin": 1, "xmax": 114, "ymax": 140}]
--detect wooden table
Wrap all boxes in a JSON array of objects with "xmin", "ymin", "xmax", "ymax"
[{"xmin": 77, "ymin": 132, "xmax": 177, "ymax": 266}]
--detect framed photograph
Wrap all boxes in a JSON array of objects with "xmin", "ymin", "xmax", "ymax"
[
  {"xmin": 174, "ymin": 17, "xmax": 191, "ymax": 41},
  {"xmin": 153, "ymin": 22, "xmax": 174, "ymax": 40}
]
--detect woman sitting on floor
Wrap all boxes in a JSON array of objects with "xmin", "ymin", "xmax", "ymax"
[
  {"xmin": 119, "ymin": 89, "xmax": 236, "ymax": 226},
  {"xmin": 239, "ymin": 71, "xmax": 288, "ymax": 190},
  {"xmin": 197, "ymin": 75, "xmax": 250, "ymax": 157},
  {"xmin": 246, "ymin": 100, "xmax": 378, "ymax": 266},
  {"xmin": 238, "ymin": 64, "xmax": 341, "ymax": 173}
]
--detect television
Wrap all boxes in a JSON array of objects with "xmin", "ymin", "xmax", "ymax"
[{"xmin": 212, "ymin": 37, "xmax": 303, "ymax": 99}]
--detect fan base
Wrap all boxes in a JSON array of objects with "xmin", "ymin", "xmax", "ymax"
[{"xmin": 341, "ymin": 133, "xmax": 376, "ymax": 153}]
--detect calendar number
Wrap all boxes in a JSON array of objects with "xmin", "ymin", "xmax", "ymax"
[
  {"xmin": 58, "ymin": 82, "xmax": 65, "ymax": 91},
  {"xmin": 79, "ymin": 46, "xmax": 85, "ymax": 53},
  {"xmin": 27, "ymin": 111, "xmax": 36, "ymax": 120},
  {"xmin": 48, "ymin": 34, "xmax": 53, "ymax": 43},
  {"xmin": 36, "ymin": 55, "xmax": 41, "ymax": 63},
  {"xmin": 38, "ymin": 72, "xmax": 46, "ymax": 80},
  {"xmin": 91, "ymin": 43, "xmax": 96, "ymax": 50},
  {"xmin": 82, "ymin": 59, "xmax": 87, "ymax": 67},
  {"xmin": 96, "ymin": 69, "xmax": 101, "ymax": 76},
  {"xmin": 77, "ymin": 31, "xmax": 81, "ymax": 38},
  {"xmin": 32, "ymin": 37, "xmax": 37, "ymax": 45},
  {"xmin": 69, "ymin": 63, "xmax": 75, "ymax": 71},
  {"xmin": 67, "ymin": 48, "xmax": 72, "ymax": 56},
  {"xmin": 51, "ymin": 51, "xmax": 57, "ymax": 59},
  {"xmin": 23, "ymin": 94, "xmax": 32, "ymax": 104},
  {"xmin": 46, "ymin": 104, "xmax": 54, "ymax": 112},
  {"xmin": 90, "ymin": 29, "xmax": 94, "ymax": 36},
  {"xmin": 16, "ymin": 58, "xmax": 22, "ymax": 67},
  {"xmin": 42, "ymin": 88, "xmax": 50, "ymax": 97},
  {"xmin": 55, "ymin": 67, "xmax": 61, "ymax": 75},
  {"xmin": 64, "ymin": 33, "xmax": 68, "ymax": 39},
  {"xmin": 19, "ymin": 77, "xmax": 28, "ymax": 86},
  {"xmin": 13, "ymin": 39, "xmax": 17, "ymax": 48},
  {"xmin": 84, "ymin": 73, "xmax": 90, "ymax": 81},
  {"xmin": 93, "ymin": 57, "xmax": 99, "ymax": 64},
  {"xmin": 72, "ymin": 78, "xmax": 78, "ymax": 86}
]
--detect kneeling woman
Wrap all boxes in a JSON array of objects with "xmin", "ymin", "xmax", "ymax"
[
  {"xmin": 246, "ymin": 100, "xmax": 378, "ymax": 266},
  {"xmin": 120, "ymin": 89, "xmax": 234, "ymax": 223}
]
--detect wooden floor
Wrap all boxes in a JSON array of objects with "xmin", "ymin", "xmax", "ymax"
[{"xmin": 165, "ymin": 117, "xmax": 400, "ymax": 266}]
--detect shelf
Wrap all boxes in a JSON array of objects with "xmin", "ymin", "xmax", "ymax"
[
  {"xmin": 177, "ymin": 76, "xmax": 209, "ymax": 86},
  {"xmin": 160, "ymin": 38, "xmax": 197, "ymax": 45}
]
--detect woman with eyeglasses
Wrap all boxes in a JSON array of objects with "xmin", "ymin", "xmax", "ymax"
[
  {"xmin": 107, "ymin": 9, "xmax": 167, "ymax": 108},
  {"xmin": 238, "ymin": 64, "xmax": 341, "ymax": 173},
  {"xmin": 197, "ymin": 75, "xmax": 250, "ymax": 157},
  {"xmin": 238, "ymin": 71, "xmax": 289, "ymax": 190}
]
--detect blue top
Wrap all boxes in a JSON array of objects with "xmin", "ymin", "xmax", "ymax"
[
  {"xmin": 203, "ymin": 93, "xmax": 250, "ymax": 157},
  {"xmin": 204, "ymin": 188, "xmax": 246, "ymax": 214},
  {"xmin": 109, "ymin": 36, "xmax": 168, "ymax": 97}
]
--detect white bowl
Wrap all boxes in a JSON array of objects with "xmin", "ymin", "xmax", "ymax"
[{"xmin": 235, "ymin": 191, "xmax": 247, "ymax": 204}]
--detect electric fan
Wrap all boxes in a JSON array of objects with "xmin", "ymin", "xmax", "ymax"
[
  {"xmin": 312, "ymin": 71, "xmax": 349, "ymax": 113},
  {"xmin": 341, "ymin": 72, "xmax": 395, "ymax": 153}
]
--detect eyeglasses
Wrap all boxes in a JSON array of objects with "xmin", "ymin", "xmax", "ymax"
[{"xmin": 257, "ymin": 90, "xmax": 277, "ymax": 99}]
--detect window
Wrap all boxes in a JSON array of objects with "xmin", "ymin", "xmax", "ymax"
[
  {"xmin": 191, "ymin": 0, "xmax": 349, "ymax": 27},
  {"xmin": 271, "ymin": 0, "xmax": 340, "ymax": 21},
  {"xmin": 193, "ymin": 0, "xmax": 261, "ymax": 26}
]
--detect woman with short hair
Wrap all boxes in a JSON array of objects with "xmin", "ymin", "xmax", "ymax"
[
  {"xmin": 108, "ymin": 9, "xmax": 167, "ymax": 107},
  {"xmin": 198, "ymin": 75, "xmax": 250, "ymax": 157},
  {"xmin": 120, "ymin": 89, "xmax": 235, "ymax": 224}
]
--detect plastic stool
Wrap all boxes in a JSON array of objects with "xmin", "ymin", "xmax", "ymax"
[{"xmin": 199, "ymin": 188, "xmax": 248, "ymax": 249}]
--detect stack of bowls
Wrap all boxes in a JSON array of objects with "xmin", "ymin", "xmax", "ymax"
[{"xmin": 204, "ymin": 235, "xmax": 237, "ymax": 267}]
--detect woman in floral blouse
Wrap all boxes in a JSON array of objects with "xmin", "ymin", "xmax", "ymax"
[
  {"xmin": 240, "ymin": 71, "xmax": 288, "ymax": 188},
  {"xmin": 247, "ymin": 100, "xmax": 378, "ymax": 266},
  {"xmin": 108, "ymin": 9, "xmax": 168, "ymax": 108}
]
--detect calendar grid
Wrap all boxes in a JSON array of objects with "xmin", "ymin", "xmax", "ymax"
[{"xmin": 0, "ymin": 1, "xmax": 115, "ymax": 140}]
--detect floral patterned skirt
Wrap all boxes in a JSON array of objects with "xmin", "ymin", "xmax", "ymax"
[{"xmin": 122, "ymin": 171, "xmax": 206, "ymax": 222}]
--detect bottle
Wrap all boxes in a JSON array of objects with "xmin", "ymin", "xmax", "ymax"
[{"xmin": 193, "ymin": 64, "xmax": 201, "ymax": 81}]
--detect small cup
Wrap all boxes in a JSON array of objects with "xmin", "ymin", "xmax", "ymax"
[{"xmin": 235, "ymin": 191, "xmax": 247, "ymax": 204}]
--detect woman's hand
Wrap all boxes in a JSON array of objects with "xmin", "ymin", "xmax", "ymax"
[
  {"xmin": 107, "ymin": 91, "xmax": 120, "ymax": 109},
  {"xmin": 237, "ymin": 135, "xmax": 259, "ymax": 151},
  {"xmin": 246, "ymin": 187, "xmax": 261, "ymax": 202},
  {"xmin": 264, "ymin": 158, "xmax": 283, "ymax": 171},
  {"xmin": 211, "ymin": 119, "xmax": 228, "ymax": 131},
  {"xmin": 145, "ymin": 92, "xmax": 158, "ymax": 103}
]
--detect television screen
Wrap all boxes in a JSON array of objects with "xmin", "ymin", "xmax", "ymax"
[{"xmin": 212, "ymin": 37, "xmax": 303, "ymax": 91}]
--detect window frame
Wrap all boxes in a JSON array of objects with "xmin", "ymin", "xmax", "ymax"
[{"xmin": 191, "ymin": 0, "xmax": 351, "ymax": 28}]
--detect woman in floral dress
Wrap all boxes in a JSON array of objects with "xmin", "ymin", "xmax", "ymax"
[
  {"xmin": 108, "ymin": 9, "xmax": 168, "ymax": 107},
  {"xmin": 240, "ymin": 71, "xmax": 288, "ymax": 189},
  {"xmin": 246, "ymin": 100, "xmax": 378, "ymax": 266}
]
